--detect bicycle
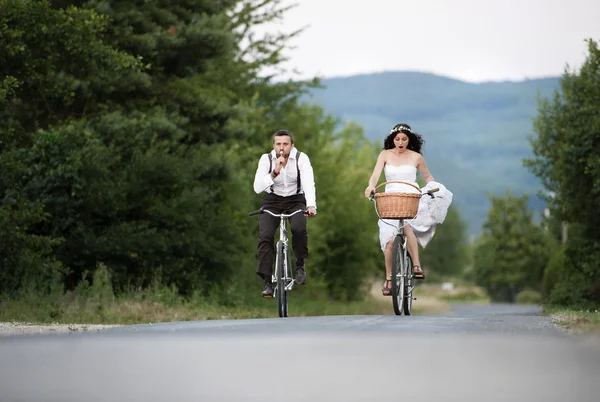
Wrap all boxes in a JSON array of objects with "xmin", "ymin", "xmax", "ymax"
[
  {"xmin": 369, "ymin": 181, "xmax": 438, "ymax": 316},
  {"xmin": 248, "ymin": 207, "xmax": 307, "ymax": 317}
]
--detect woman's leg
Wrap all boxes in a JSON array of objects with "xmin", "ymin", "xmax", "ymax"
[
  {"xmin": 384, "ymin": 238, "xmax": 393, "ymax": 279},
  {"xmin": 404, "ymin": 224, "xmax": 424, "ymax": 278},
  {"xmin": 378, "ymin": 219, "xmax": 399, "ymax": 294},
  {"xmin": 381, "ymin": 238, "xmax": 393, "ymax": 295}
]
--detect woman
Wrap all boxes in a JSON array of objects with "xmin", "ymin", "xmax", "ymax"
[{"xmin": 364, "ymin": 123, "xmax": 435, "ymax": 296}]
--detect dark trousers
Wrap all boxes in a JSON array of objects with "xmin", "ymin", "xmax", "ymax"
[{"xmin": 257, "ymin": 193, "xmax": 308, "ymax": 279}]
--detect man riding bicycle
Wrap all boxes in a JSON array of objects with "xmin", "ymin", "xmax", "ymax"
[{"xmin": 252, "ymin": 129, "xmax": 317, "ymax": 297}]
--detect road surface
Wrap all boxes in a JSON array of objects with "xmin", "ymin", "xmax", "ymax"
[{"xmin": 1, "ymin": 304, "xmax": 598, "ymax": 402}]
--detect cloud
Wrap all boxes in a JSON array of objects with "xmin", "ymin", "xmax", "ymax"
[{"xmin": 257, "ymin": 0, "xmax": 600, "ymax": 82}]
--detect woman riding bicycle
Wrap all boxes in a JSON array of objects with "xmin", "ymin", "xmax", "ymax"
[{"xmin": 364, "ymin": 123, "xmax": 452, "ymax": 296}]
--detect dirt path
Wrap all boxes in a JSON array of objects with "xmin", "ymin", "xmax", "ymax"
[{"xmin": 0, "ymin": 322, "xmax": 121, "ymax": 336}]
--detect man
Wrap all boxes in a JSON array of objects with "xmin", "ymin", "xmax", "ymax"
[{"xmin": 252, "ymin": 129, "xmax": 317, "ymax": 297}]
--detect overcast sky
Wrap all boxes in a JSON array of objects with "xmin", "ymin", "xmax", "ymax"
[{"xmin": 260, "ymin": 0, "xmax": 600, "ymax": 82}]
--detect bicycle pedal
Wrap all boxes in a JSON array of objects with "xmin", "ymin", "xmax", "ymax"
[{"xmin": 413, "ymin": 297, "xmax": 417, "ymax": 300}]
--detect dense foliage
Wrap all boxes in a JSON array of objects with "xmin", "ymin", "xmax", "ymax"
[{"xmin": 0, "ymin": 0, "xmax": 469, "ymax": 303}]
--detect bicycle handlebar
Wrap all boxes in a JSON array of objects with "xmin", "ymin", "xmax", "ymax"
[
  {"xmin": 427, "ymin": 188, "xmax": 440, "ymax": 197},
  {"xmin": 368, "ymin": 187, "xmax": 440, "ymax": 201},
  {"xmin": 248, "ymin": 208, "xmax": 307, "ymax": 218}
]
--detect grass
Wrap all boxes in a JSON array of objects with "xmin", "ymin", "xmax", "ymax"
[
  {"xmin": 0, "ymin": 269, "xmax": 489, "ymax": 327},
  {"xmin": 414, "ymin": 282, "xmax": 490, "ymax": 304},
  {"xmin": 547, "ymin": 308, "xmax": 600, "ymax": 335},
  {"xmin": 0, "ymin": 280, "xmax": 451, "ymax": 326},
  {"xmin": 0, "ymin": 293, "xmax": 441, "ymax": 325}
]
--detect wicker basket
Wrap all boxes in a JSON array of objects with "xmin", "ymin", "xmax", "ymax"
[{"xmin": 373, "ymin": 181, "xmax": 422, "ymax": 219}]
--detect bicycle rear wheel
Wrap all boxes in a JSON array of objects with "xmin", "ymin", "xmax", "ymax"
[
  {"xmin": 403, "ymin": 254, "xmax": 414, "ymax": 316},
  {"xmin": 391, "ymin": 235, "xmax": 406, "ymax": 316},
  {"xmin": 276, "ymin": 242, "xmax": 288, "ymax": 317}
]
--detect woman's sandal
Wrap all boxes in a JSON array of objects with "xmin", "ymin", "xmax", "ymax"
[
  {"xmin": 381, "ymin": 275, "xmax": 393, "ymax": 296},
  {"xmin": 413, "ymin": 265, "xmax": 425, "ymax": 280}
]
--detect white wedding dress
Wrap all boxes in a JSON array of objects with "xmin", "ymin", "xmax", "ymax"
[{"xmin": 377, "ymin": 164, "xmax": 453, "ymax": 251}]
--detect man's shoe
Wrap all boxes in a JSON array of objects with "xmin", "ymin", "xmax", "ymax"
[
  {"xmin": 295, "ymin": 265, "xmax": 306, "ymax": 285},
  {"xmin": 262, "ymin": 282, "xmax": 274, "ymax": 298}
]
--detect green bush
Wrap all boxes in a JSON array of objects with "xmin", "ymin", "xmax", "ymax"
[
  {"xmin": 542, "ymin": 232, "xmax": 600, "ymax": 309},
  {"xmin": 516, "ymin": 289, "xmax": 542, "ymax": 305},
  {"xmin": 542, "ymin": 247, "xmax": 565, "ymax": 302}
]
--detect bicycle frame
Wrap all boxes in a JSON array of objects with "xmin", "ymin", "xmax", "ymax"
[
  {"xmin": 395, "ymin": 222, "xmax": 408, "ymax": 271},
  {"xmin": 368, "ymin": 181, "xmax": 438, "ymax": 315},
  {"xmin": 395, "ymin": 221, "xmax": 414, "ymax": 311},
  {"xmin": 391, "ymin": 218, "xmax": 414, "ymax": 314},
  {"xmin": 249, "ymin": 206, "xmax": 308, "ymax": 317},
  {"xmin": 249, "ymin": 207, "xmax": 305, "ymax": 292},
  {"xmin": 272, "ymin": 211, "xmax": 297, "ymax": 292}
]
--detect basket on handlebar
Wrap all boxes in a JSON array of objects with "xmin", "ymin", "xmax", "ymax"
[{"xmin": 373, "ymin": 181, "xmax": 422, "ymax": 219}]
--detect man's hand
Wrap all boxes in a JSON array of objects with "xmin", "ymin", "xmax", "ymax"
[
  {"xmin": 305, "ymin": 206, "xmax": 317, "ymax": 217},
  {"xmin": 272, "ymin": 150, "xmax": 285, "ymax": 171}
]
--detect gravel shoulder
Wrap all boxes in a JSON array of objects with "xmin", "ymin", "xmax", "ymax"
[{"xmin": 0, "ymin": 322, "xmax": 122, "ymax": 336}]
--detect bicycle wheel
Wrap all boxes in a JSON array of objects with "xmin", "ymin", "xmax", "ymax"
[
  {"xmin": 276, "ymin": 242, "xmax": 287, "ymax": 317},
  {"xmin": 391, "ymin": 235, "xmax": 406, "ymax": 316},
  {"xmin": 403, "ymin": 254, "xmax": 414, "ymax": 316},
  {"xmin": 283, "ymin": 242, "xmax": 291, "ymax": 317}
]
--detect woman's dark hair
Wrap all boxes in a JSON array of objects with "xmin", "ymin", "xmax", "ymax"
[{"xmin": 383, "ymin": 123, "xmax": 424, "ymax": 154}]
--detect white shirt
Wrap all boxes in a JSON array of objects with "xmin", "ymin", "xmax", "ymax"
[{"xmin": 253, "ymin": 148, "xmax": 317, "ymax": 208}]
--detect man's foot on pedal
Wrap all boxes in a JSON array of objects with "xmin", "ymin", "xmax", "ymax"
[
  {"xmin": 413, "ymin": 265, "xmax": 425, "ymax": 280},
  {"xmin": 262, "ymin": 282, "xmax": 274, "ymax": 298},
  {"xmin": 295, "ymin": 265, "xmax": 306, "ymax": 285}
]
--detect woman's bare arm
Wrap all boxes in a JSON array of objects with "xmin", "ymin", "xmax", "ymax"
[
  {"xmin": 417, "ymin": 154, "xmax": 435, "ymax": 183},
  {"xmin": 364, "ymin": 151, "xmax": 387, "ymax": 197},
  {"xmin": 369, "ymin": 151, "xmax": 387, "ymax": 186}
]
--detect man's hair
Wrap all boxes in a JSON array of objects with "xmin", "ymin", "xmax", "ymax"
[{"xmin": 273, "ymin": 129, "xmax": 294, "ymax": 144}]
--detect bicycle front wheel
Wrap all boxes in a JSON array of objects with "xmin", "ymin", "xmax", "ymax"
[
  {"xmin": 276, "ymin": 242, "xmax": 288, "ymax": 317},
  {"xmin": 403, "ymin": 254, "xmax": 414, "ymax": 316},
  {"xmin": 391, "ymin": 235, "xmax": 406, "ymax": 316}
]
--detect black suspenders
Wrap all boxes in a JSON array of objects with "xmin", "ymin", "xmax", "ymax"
[{"xmin": 267, "ymin": 151, "xmax": 302, "ymax": 194}]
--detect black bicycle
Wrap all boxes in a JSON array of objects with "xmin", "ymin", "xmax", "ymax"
[
  {"xmin": 369, "ymin": 181, "xmax": 438, "ymax": 315},
  {"xmin": 249, "ymin": 208, "xmax": 306, "ymax": 317}
]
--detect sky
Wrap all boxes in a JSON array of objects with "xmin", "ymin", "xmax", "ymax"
[{"xmin": 258, "ymin": 0, "xmax": 600, "ymax": 83}]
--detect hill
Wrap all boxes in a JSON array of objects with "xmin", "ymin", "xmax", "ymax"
[{"xmin": 302, "ymin": 71, "xmax": 561, "ymax": 237}]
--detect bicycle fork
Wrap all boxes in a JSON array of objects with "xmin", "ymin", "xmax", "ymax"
[
  {"xmin": 283, "ymin": 243, "xmax": 294, "ymax": 291},
  {"xmin": 398, "ymin": 232, "xmax": 415, "ymax": 298},
  {"xmin": 272, "ymin": 226, "xmax": 294, "ymax": 296}
]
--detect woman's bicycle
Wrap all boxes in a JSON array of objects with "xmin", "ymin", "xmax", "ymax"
[
  {"xmin": 369, "ymin": 181, "xmax": 438, "ymax": 316},
  {"xmin": 248, "ymin": 207, "xmax": 306, "ymax": 317}
]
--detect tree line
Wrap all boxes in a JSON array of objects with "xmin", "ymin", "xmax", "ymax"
[
  {"xmin": 472, "ymin": 39, "xmax": 600, "ymax": 309},
  {"xmin": 0, "ymin": 0, "xmax": 469, "ymax": 303}
]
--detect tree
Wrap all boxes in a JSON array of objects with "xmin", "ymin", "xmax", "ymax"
[
  {"xmin": 21, "ymin": 113, "xmax": 245, "ymax": 294},
  {"xmin": 523, "ymin": 39, "xmax": 600, "ymax": 307},
  {"xmin": 472, "ymin": 191, "xmax": 553, "ymax": 302},
  {"xmin": 0, "ymin": 0, "xmax": 318, "ymax": 297},
  {"xmin": 0, "ymin": 0, "xmax": 147, "ymax": 144},
  {"xmin": 0, "ymin": 0, "xmax": 144, "ymax": 294}
]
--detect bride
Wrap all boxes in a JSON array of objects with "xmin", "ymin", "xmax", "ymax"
[{"xmin": 364, "ymin": 123, "xmax": 453, "ymax": 296}]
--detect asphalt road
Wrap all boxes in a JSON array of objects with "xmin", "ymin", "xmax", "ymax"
[{"xmin": 1, "ymin": 304, "xmax": 599, "ymax": 402}]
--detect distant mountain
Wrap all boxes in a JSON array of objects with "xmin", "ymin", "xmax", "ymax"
[{"xmin": 302, "ymin": 71, "xmax": 561, "ymax": 237}]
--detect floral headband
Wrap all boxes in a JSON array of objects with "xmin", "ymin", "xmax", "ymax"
[{"xmin": 390, "ymin": 125, "xmax": 412, "ymax": 134}]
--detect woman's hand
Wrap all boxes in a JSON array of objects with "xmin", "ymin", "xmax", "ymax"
[{"xmin": 364, "ymin": 185, "xmax": 375, "ymax": 199}]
